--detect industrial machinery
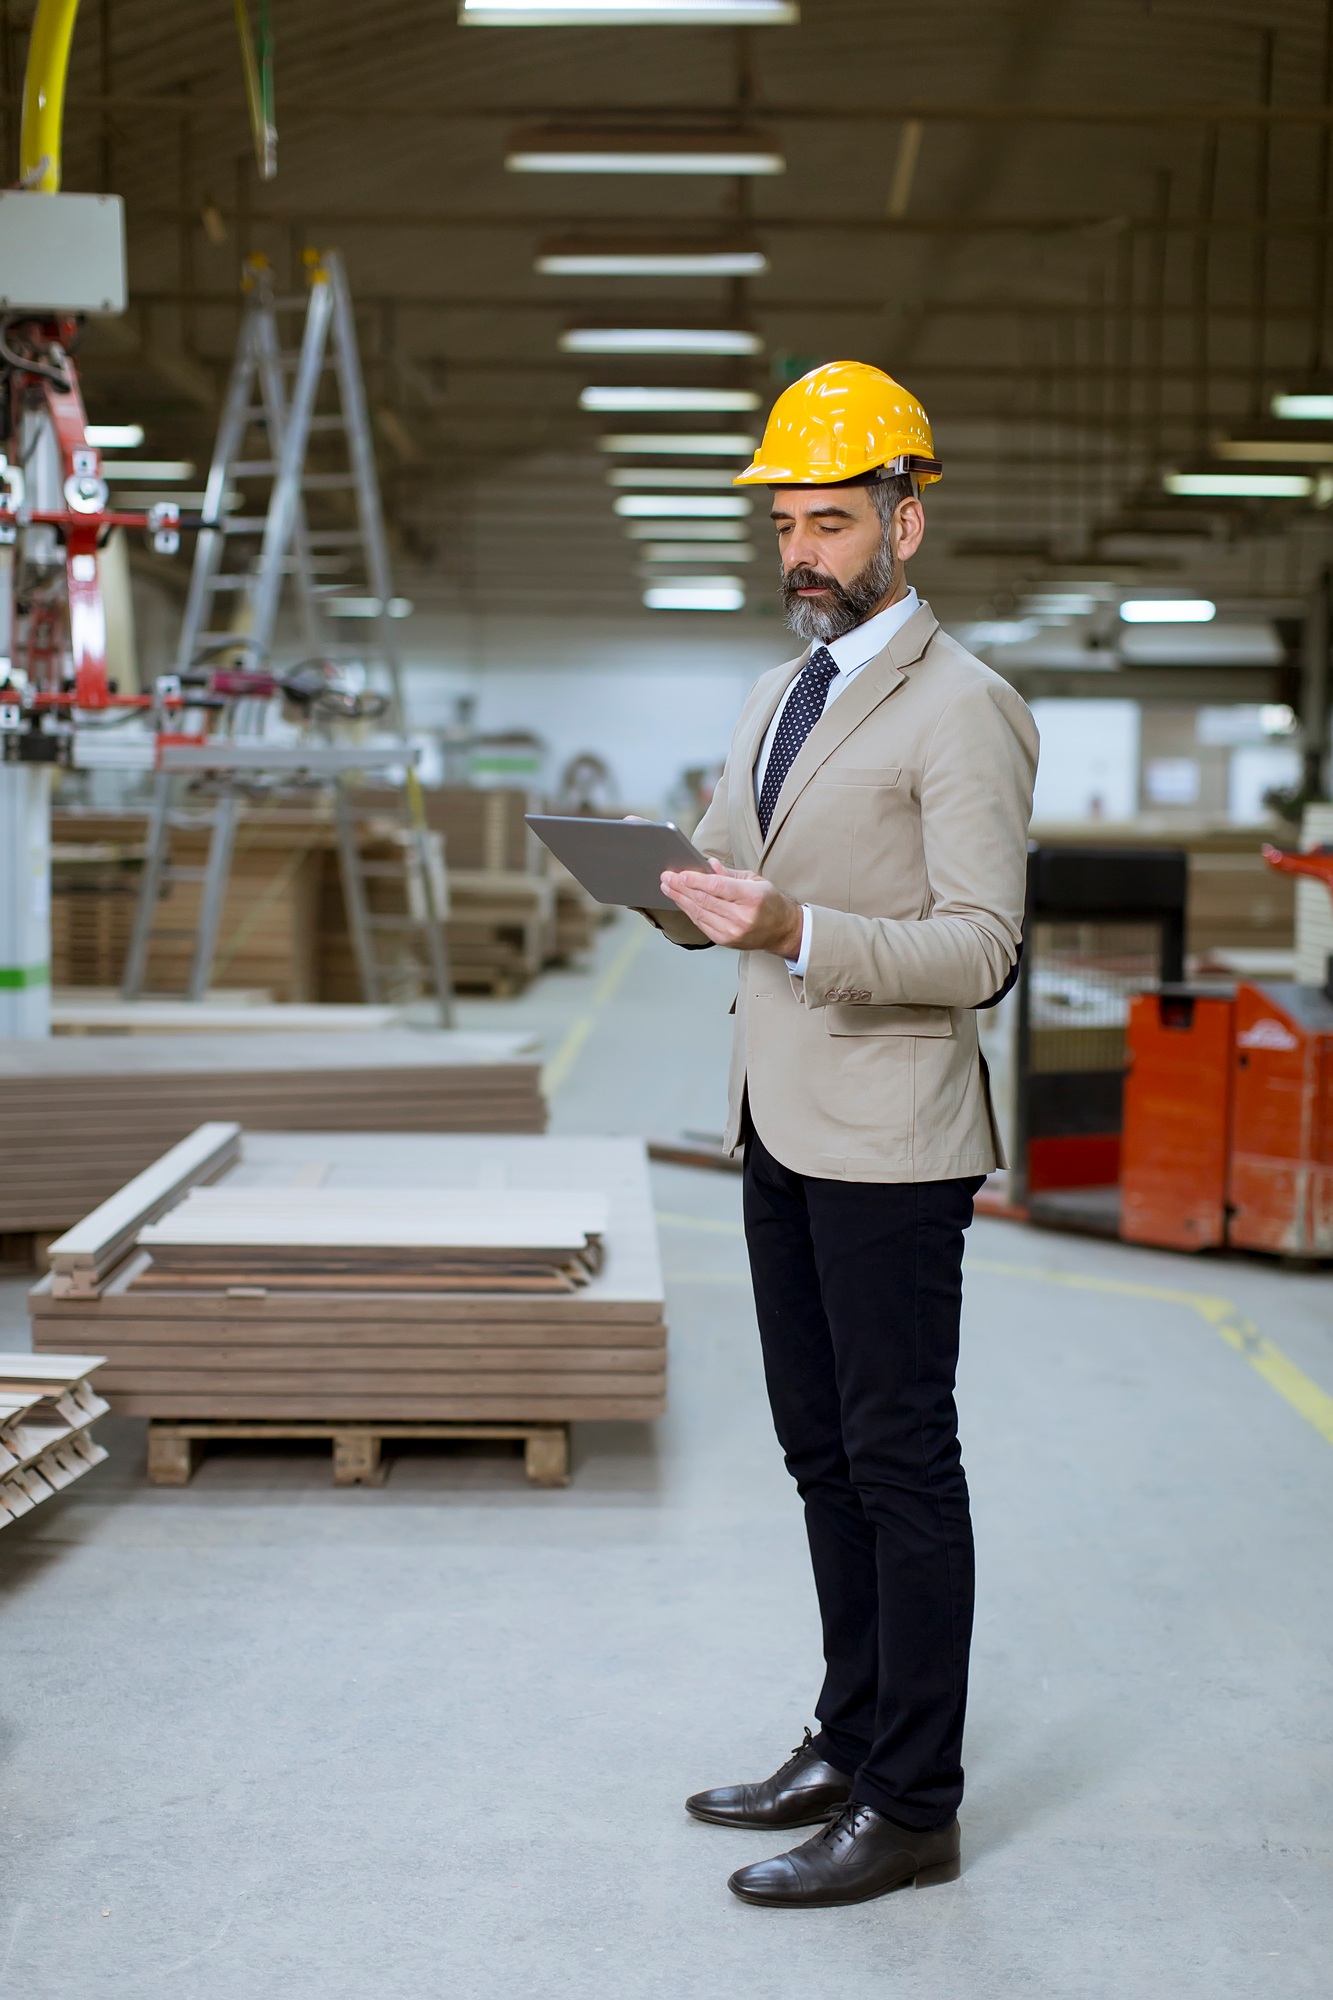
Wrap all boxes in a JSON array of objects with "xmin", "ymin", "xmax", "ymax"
[
  {"xmin": 1121, "ymin": 845, "xmax": 1333, "ymax": 1260},
  {"xmin": 0, "ymin": 0, "xmax": 450, "ymax": 1028},
  {"xmin": 980, "ymin": 844, "xmax": 1188, "ymax": 1234}
]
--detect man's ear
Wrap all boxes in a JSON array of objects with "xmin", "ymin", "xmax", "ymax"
[{"xmin": 892, "ymin": 496, "xmax": 926, "ymax": 564}]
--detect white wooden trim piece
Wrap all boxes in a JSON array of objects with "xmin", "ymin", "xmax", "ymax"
[
  {"xmin": 47, "ymin": 1123, "xmax": 241, "ymax": 1294},
  {"xmin": 140, "ymin": 1189, "xmax": 609, "ymax": 1250},
  {"xmin": 0, "ymin": 1353, "xmax": 106, "ymax": 1382}
]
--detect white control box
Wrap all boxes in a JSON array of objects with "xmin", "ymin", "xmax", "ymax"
[{"xmin": 0, "ymin": 192, "xmax": 126, "ymax": 314}]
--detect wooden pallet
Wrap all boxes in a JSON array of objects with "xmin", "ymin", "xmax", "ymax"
[{"xmin": 146, "ymin": 1418, "xmax": 569, "ymax": 1487}]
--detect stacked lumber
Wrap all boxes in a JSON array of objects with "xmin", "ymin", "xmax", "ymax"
[
  {"xmin": 0, "ymin": 1355, "xmax": 109, "ymax": 1525},
  {"xmin": 0, "ymin": 1032, "xmax": 546, "ymax": 1234},
  {"xmin": 50, "ymin": 843, "xmax": 140, "ymax": 988},
  {"xmin": 133, "ymin": 1187, "xmax": 608, "ymax": 1292},
  {"xmin": 444, "ymin": 870, "xmax": 557, "ymax": 994},
  {"xmin": 548, "ymin": 863, "xmax": 603, "ymax": 962},
  {"xmin": 316, "ymin": 819, "xmax": 449, "ymax": 1004},
  {"xmin": 52, "ymin": 810, "xmax": 331, "ymax": 1000},
  {"xmin": 33, "ymin": 1129, "xmax": 668, "ymax": 1425},
  {"xmin": 352, "ymin": 786, "xmax": 536, "ymax": 873},
  {"xmin": 52, "ymin": 998, "xmax": 408, "ymax": 1035},
  {"xmin": 341, "ymin": 787, "xmax": 607, "ymax": 984}
]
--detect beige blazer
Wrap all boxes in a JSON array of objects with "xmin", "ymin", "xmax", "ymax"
[{"xmin": 649, "ymin": 600, "xmax": 1038, "ymax": 1181}]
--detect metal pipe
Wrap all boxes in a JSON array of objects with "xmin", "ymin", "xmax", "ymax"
[{"xmin": 19, "ymin": 0, "xmax": 81, "ymax": 192}]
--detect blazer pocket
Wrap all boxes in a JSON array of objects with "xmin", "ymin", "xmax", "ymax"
[
  {"xmin": 817, "ymin": 767, "xmax": 902, "ymax": 788},
  {"xmin": 825, "ymin": 1002, "xmax": 954, "ymax": 1037}
]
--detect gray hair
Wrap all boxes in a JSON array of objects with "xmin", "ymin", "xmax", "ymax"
[{"xmin": 866, "ymin": 472, "xmax": 916, "ymax": 529}]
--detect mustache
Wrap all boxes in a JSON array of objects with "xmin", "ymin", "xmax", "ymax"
[{"xmin": 781, "ymin": 565, "xmax": 855, "ymax": 603}]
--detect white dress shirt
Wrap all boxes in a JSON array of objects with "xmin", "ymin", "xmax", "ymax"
[{"xmin": 753, "ymin": 588, "xmax": 920, "ymax": 975}]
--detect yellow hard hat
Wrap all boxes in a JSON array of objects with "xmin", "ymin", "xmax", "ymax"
[{"xmin": 734, "ymin": 359, "xmax": 942, "ymax": 489}]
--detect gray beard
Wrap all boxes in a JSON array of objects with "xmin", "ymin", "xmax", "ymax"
[{"xmin": 781, "ymin": 536, "xmax": 897, "ymax": 644}]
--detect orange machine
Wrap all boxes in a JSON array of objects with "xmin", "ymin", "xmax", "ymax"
[
  {"xmin": 1121, "ymin": 989, "xmax": 1235, "ymax": 1250},
  {"xmin": 1121, "ymin": 845, "xmax": 1333, "ymax": 1259},
  {"xmin": 1227, "ymin": 981, "xmax": 1333, "ymax": 1256}
]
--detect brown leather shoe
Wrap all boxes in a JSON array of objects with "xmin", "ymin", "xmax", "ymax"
[
  {"xmin": 728, "ymin": 1803, "xmax": 961, "ymax": 1907},
  {"xmin": 686, "ymin": 1728, "xmax": 853, "ymax": 1830}
]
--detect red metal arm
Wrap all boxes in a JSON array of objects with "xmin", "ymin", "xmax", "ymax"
[{"xmin": 1262, "ymin": 843, "xmax": 1333, "ymax": 897}]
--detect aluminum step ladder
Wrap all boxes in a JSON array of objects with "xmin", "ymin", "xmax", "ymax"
[
  {"xmin": 120, "ymin": 251, "xmax": 452, "ymax": 1016},
  {"xmin": 175, "ymin": 247, "xmax": 404, "ymax": 727}
]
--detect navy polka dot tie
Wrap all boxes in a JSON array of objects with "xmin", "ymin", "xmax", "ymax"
[{"xmin": 757, "ymin": 645, "xmax": 839, "ymax": 838}]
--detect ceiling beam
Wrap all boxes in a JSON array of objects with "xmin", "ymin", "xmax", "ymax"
[
  {"xmin": 116, "ymin": 289, "xmax": 1333, "ymax": 326},
  {"xmin": 136, "ymin": 206, "xmax": 1333, "ymax": 241},
  {"xmin": 54, "ymin": 93, "xmax": 1333, "ymax": 128}
]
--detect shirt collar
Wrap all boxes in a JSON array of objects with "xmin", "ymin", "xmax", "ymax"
[{"xmin": 824, "ymin": 587, "xmax": 920, "ymax": 676}]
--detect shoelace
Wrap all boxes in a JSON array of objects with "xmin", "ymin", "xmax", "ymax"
[
  {"xmin": 816, "ymin": 1802, "xmax": 877, "ymax": 1850},
  {"xmin": 776, "ymin": 1726, "xmax": 817, "ymax": 1776}
]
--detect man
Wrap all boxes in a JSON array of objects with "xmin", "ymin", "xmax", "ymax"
[{"xmin": 644, "ymin": 361, "xmax": 1038, "ymax": 1909}]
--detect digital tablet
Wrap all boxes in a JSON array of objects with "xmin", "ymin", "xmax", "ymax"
[{"xmin": 526, "ymin": 815, "xmax": 714, "ymax": 911}]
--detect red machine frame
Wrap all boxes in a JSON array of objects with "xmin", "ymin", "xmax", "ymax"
[{"xmin": 2, "ymin": 314, "xmax": 179, "ymax": 720}]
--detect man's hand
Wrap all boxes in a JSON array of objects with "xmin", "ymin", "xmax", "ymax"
[{"xmin": 660, "ymin": 859, "xmax": 804, "ymax": 958}]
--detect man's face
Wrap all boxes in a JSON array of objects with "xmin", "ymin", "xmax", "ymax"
[{"xmin": 770, "ymin": 486, "xmax": 925, "ymax": 644}]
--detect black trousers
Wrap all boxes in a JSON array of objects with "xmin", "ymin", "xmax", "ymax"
[{"xmin": 743, "ymin": 1128, "xmax": 983, "ymax": 1830}]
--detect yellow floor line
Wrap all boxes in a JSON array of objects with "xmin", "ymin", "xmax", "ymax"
[
  {"xmin": 541, "ymin": 1015, "xmax": 594, "ymax": 1097},
  {"xmin": 969, "ymin": 1257, "xmax": 1333, "ymax": 1452},
  {"xmin": 542, "ymin": 923, "xmax": 649, "ymax": 1099},
  {"xmin": 593, "ymin": 923, "xmax": 647, "ymax": 1007},
  {"xmin": 653, "ymin": 1220, "xmax": 1333, "ymax": 1452}
]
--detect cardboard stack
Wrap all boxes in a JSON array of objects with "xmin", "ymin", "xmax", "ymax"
[
  {"xmin": 0, "ymin": 1031, "xmax": 545, "ymax": 1234},
  {"xmin": 32, "ymin": 1129, "xmax": 667, "ymax": 1427}
]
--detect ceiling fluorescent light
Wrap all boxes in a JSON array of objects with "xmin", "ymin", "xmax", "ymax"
[
  {"xmin": 644, "ymin": 580, "xmax": 746, "ymax": 611},
  {"xmin": 463, "ymin": 2, "xmax": 797, "ymax": 22},
  {"xmin": 581, "ymin": 386, "xmax": 759, "ymax": 413},
  {"xmin": 1164, "ymin": 471, "xmax": 1313, "ymax": 499},
  {"xmin": 639, "ymin": 544, "xmax": 754, "ymax": 562},
  {"xmin": 1215, "ymin": 438, "xmax": 1333, "ymax": 464},
  {"xmin": 325, "ymin": 596, "xmax": 414, "ymax": 618},
  {"xmin": 84, "ymin": 424, "xmax": 145, "ymax": 448},
  {"xmin": 599, "ymin": 433, "xmax": 756, "ymax": 456},
  {"xmin": 100, "ymin": 461, "xmax": 196, "ymax": 481},
  {"xmin": 508, "ymin": 127, "xmax": 784, "ymax": 176},
  {"xmin": 615, "ymin": 494, "xmax": 751, "ymax": 518},
  {"xmin": 1119, "ymin": 599, "xmax": 1216, "ymax": 624},
  {"xmin": 1272, "ymin": 392, "xmax": 1333, "ymax": 420},
  {"xmin": 624, "ymin": 520, "xmax": 747, "ymax": 539},
  {"xmin": 562, "ymin": 328, "xmax": 761, "ymax": 356},
  {"xmin": 538, "ymin": 240, "xmax": 767, "ymax": 277},
  {"xmin": 608, "ymin": 467, "xmax": 741, "ymax": 487}
]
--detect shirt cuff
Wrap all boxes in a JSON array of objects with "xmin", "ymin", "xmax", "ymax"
[{"xmin": 785, "ymin": 905, "xmax": 813, "ymax": 977}]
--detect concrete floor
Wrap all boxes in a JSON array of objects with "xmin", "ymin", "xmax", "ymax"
[{"xmin": 0, "ymin": 915, "xmax": 1330, "ymax": 1997}]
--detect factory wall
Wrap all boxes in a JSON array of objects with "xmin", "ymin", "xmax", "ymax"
[{"xmin": 401, "ymin": 611, "xmax": 785, "ymax": 812}]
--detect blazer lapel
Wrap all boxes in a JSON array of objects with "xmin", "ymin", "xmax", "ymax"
[
  {"xmin": 733, "ymin": 647, "xmax": 809, "ymax": 864},
  {"xmin": 759, "ymin": 602, "xmax": 939, "ymax": 861}
]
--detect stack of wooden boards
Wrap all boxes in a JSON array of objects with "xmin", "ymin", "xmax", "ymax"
[
  {"xmin": 0, "ymin": 1029, "xmax": 545, "ymax": 1234},
  {"xmin": 32, "ymin": 1125, "xmax": 667, "ymax": 1437},
  {"xmin": 52, "ymin": 810, "xmax": 331, "ymax": 999},
  {"xmin": 134, "ymin": 1187, "xmax": 608, "ymax": 1293},
  {"xmin": 345, "ymin": 786, "xmax": 604, "ymax": 990},
  {"xmin": 0, "ymin": 1355, "xmax": 109, "ymax": 1526},
  {"xmin": 53, "ymin": 796, "xmax": 604, "ymax": 1003}
]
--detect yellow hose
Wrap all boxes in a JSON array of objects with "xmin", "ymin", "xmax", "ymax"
[{"xmin": 20, "ymin": 0, "xmax": 82, "ymax": 194}]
